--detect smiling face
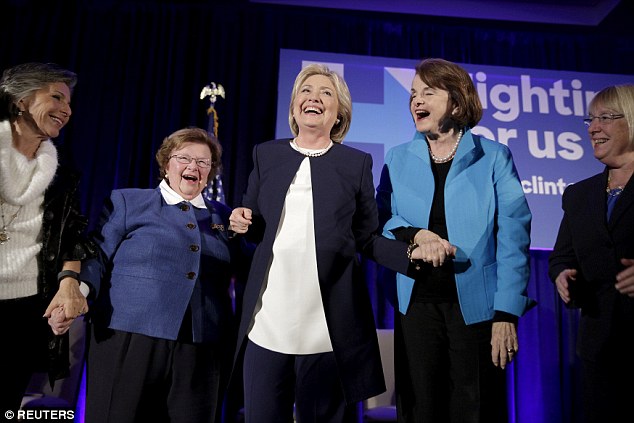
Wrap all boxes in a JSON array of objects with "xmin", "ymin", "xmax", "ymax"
[
  {"xmin": 588, "ymin": 102, "xmax": 632, "ymax": 165},
  {"xmin": 19, "ymin": 82, "xmax": 72, "ymax": 139},
  {"xmin": 292, "ymin": 74, "xmax": 339, "ymax": 137},
  {"xmin": 410, "ymin": 75, "xmax": 453, "ymax": 136},
  {"xmin": 165, "ymin": 141, "xmax": 213, "ymax": 200}
]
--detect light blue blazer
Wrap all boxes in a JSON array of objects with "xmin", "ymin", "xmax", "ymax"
[{"xmin": 378, "ymin": 129, "xmax": 536, "ymax": 324}]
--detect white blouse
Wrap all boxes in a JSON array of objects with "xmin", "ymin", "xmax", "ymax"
[{"xmin": 248, "ymin": 157, "xmax": 333, "ymax": 354}]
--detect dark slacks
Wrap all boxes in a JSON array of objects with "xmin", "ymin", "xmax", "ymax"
[
  {"xmin": 396, "ymin": 302, "xmax": 507, "ymax": 423},
  {"xmin": 0, "ymin": 295, "xmax": 48, "ymax": 415},
  {"xmin": 85, "ymin": 325, "xmax": 223, "ymax": 423},
  {"xmin": 243, "ymin": 339, "xmax": 357, "ymax": 423},
  {"xmin": 580, "ymin": 294, "xmax": 634, "ymax": 423}
]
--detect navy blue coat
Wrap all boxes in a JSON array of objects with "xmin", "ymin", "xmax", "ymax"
[
  {"xmin": 235, "ymin": 139, "xmax": 411, "ymax": 404},
  {"xmin": 549, "ymin": 167, "xmax": 634, "ymax": 361}
]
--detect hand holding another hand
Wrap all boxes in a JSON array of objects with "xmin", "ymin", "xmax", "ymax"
[
  {"xmin": 47, "ymin": 306, "xmax": 76, "ymax": 335},
  {"xmin": 410, "ymin": 229, "xmax": 457, "ymax": 267}
]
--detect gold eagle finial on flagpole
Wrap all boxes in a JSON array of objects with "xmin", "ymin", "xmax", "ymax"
[{"xmin": 200, "ymin": 82, "xmax": 225, "ymax": 138}]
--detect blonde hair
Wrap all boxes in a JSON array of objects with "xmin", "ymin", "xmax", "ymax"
[
  {"xmin": 589, "ymin": 84, "xmax": 634, "ymax": 148},
  {"xmin": 288, "ymin": 64, "xmax": 352, "ymax": 143}
]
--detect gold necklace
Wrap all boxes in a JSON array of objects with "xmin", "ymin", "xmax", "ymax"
[
  {"xmin": 0, "ymin": 200, "xmax": 23, "ymax": 245},
  {"xmin": 606, "ymin": 173, "xmax": 625, "ymax": 197}
]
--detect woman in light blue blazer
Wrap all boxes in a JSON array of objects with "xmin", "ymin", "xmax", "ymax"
[
  {"xmin": 376, "ymin": 58, "xmax": 535, "ymax": 423},
  {"xmin": 81, "ymin": 128, "xmax": 246, "ymax": 423}
]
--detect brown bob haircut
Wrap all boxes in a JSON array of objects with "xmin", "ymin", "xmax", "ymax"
[{"xmin": 414, "ymin": 58, "xmax": 483, "ymax": 132}]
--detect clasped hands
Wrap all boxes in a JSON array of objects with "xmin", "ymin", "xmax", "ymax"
[
  {"xmin": 409, "ymin": 229, "xmax": 457, "ymax": 267},
  {"xmin": 43, "ymin": 278, "xmax": 88, "ymax": 336}
]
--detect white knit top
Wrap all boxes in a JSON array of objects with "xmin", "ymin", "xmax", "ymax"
[
  {"xmin": 0, "ymin": 120, "xmax": 58, "ymax": 300},
  {"xmin": 248, "ymin": 157, "xmax": 333, "ymax": 354}
]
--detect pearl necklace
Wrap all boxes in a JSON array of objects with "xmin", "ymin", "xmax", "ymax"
[
  {"xmin": 428, "ymin": 129, "xmax": 463, "ymax": 163},
  {"xmin": 291, "ymin": 138, "xmax": 334, "ymax": 157}
]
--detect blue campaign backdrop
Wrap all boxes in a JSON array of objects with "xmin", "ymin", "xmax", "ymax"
[{"xmin": 276, "ymin": 49, "xmax": 632, "ymax": 249}]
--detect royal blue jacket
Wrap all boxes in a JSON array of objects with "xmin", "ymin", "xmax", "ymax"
[{"xmin": 82, "ymin": 188, "xmax": 239, "ymax": 343}]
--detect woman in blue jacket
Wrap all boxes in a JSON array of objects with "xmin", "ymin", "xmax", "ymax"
[
  {"xmin": 376, "ymin": 58, "xmax": 535, "ymax": 423},
  {"xmin": 81, "ymin": 127, "xmax": 245, "ymax": 423}
]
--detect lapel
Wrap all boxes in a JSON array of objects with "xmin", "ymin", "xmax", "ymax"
[
  {"xmin": 404, "ymin": 132, "xmax": 435, "ymax": 216},
  {"xmin": 446, "ymin": 130, "xmax": 481, "ymax": 184},
  {"xmin": 608, "ymin": 168, "xmax": 634, "ymax": 230},
  {"xmin": 259, "ymin": 140, "xmax": 306, "ymax": 218},
  {"xmin": 406, "ymin": 129, "xmax": 481, "ymax": 187},
  {"xmin": 586, "ymin": 170, "xmax": 609, "ymax": 229}
]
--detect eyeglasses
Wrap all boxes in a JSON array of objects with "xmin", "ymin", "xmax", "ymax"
[
  {"xmin": 169, "ymin": 154, "xmax": 212, "ymax": 168},
  {"xmin": 583, "ymin": 114, "xmax": 624, "ymax": 127}
]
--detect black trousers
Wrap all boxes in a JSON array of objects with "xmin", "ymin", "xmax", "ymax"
[
  {"xmin": 0, "ymin": 295, "xmax": 48, "ymax": 415},
  {"xmin": 580, "ymin": 294, "xmax": 634, "ymax": 423},
  {"xmin": 396, "ymin": 302, "xmax": 507, "ymax": 423},
  {"xmin": 85, "ymin": 325, "xmax": 223, "ymax": 423},
  {"xmin": 242, "ymin": 339, "xmax": 357, "ymax": 423}
]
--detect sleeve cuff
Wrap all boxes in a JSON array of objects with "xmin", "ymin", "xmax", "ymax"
[{"xmin": 79, "ymin": 281, "xmax": 90, "ymax": 298}]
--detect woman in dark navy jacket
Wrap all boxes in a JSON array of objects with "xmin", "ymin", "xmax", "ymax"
[
  {"xmin": 229, "ymin": 64, "xmax": 419, "ymax": 423},
  {"xmin": 549, "ymin": 84, "xmax": 634, "ymax": 423}
]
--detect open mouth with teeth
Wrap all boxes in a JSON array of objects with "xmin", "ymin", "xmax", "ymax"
[
  {"xmin": 50, "ymin": 115, "xmax": 64, "ymax": 126},
  {"xmin": 414, "ymin": 110, "xmax": 430, "ymax": 119},
  {"xmin": 303, "ymin": 106, "xmax": 323, "ymax": 115},
  {"xmin": 593, "ymin": 139, "xmax": 607, "ymax": 146},
  {"xmin": 182, "ymin": 174, "xmax": 199, "ymax": 183}
]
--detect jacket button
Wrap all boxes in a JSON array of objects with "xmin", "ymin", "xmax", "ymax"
[
  {"xmin": 44, "ymin": 211, "xmax": 54, "ymax": 220},
  {"xmin": 190, "ymin": 245, "xmax": 200, "ymax": 252},
  {"xmin": 47, "ymin": 253, "xmax": 56, "ymax": 262},
  {"xmin": 186, "ymin": 223, "xmax": 196, "ymax": 229},
  {"xmin": 180, "ymin": 204, "xmax": 190, "ymax": 212},
  {"xmin": 186, "ymin": 272, "xmax": 196, "ymax": 279}
]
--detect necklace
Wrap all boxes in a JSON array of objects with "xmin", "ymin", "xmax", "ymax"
[
  {"xmin": 0, "ymin": 200, "xmax": 23, "ymax": 245},
  {"xmin": 291, "ymin": 138, "xmax": 334, "ymax": 157},
  {"xmin": 606, "ymin": 173, "xmax": 625, "ymax": 197},
  {"xmin": 429, "ymin": 129, "xmax": 463, "ymax": 163}
]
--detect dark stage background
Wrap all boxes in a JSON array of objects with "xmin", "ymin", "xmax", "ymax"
[{"xmin": 2, "ymin": 0, "xmax": 634, "ymax": 422}]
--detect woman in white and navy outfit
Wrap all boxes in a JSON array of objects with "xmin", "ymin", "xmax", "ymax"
[
  {"xmin": 229, "ymin": 64, "xmax": 419, "ymax": 423},
  {"xmin": 81, "ymin": 127, "xmax": 245, "ymax": 423}
]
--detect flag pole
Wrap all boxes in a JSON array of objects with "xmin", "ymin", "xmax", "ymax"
[{"xmin": 200, "ymin": 82, "xmax": 226, "ymax": 203}]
